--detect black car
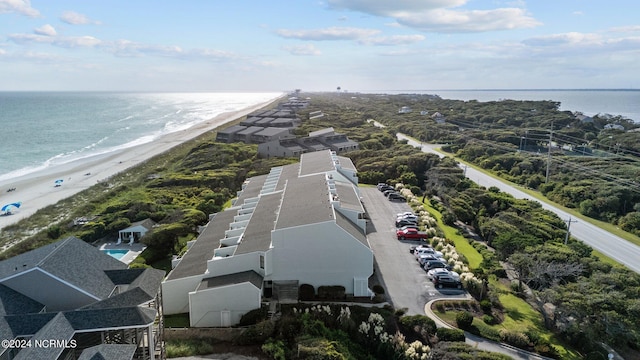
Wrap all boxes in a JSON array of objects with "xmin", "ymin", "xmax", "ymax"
[
  {"xmin": 433, "ymin": 274, "xmax": 463, "ymax": 289},
  {"xmin": 396, "ymin": 219, "xmax": 418, "ymax": 228},
  {"xmin": 388, "ymin": 193, "xmax": 406, "ymax": 202},
  {"xmin": 423, "ymin": 260, "xmax": 451, "ymax": 271}
]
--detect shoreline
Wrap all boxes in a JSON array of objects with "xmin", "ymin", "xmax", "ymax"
[{"xmin": 0, "ymin": 95, "xmax": 284, "ymax": 231}]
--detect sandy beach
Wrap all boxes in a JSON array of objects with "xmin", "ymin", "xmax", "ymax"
[{"xmin": 0, "ymin": 96, "xmax": 283, "ymax": 231}]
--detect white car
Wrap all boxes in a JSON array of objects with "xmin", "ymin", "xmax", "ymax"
[
  {"xmin": 413, "ymin": 247, "xmax": 443, "ymax": 258},
  {"xmin": 427, "ymin": 268, "xmax": 459, "ymax": 280},
  {"xmin": 397, "ymin": 212, "xmax": 415, "ymax": 218}
]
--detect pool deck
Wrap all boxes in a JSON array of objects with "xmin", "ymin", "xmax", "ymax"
[{"xmin": 99, "ymin": 241, "xmax": 146, "ymax": 265}]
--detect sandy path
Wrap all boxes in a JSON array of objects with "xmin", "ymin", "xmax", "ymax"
[{"xmin": 0, "ymin": 96, "xmax": 283, "ymax": 231}]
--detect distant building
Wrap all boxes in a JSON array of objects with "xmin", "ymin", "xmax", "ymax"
[
  {"xmin": 257, "ymin": 127, "xmax": 359, "ymax": 158},
  {"xmin": 162, "ymin": 150, "xmax": 372, "ymax": 327},
  {"xmin": 603, "ymin": 123, "xmax": 625, "ymax": 131},
  {"xmin": 431, "ymin": 112, "xmax": 446, "ymax": 124},
  {"xmin": 216, "ymin": 108, "xmax": 300, "ymax": 144},
  {"xmin": 0, "ymin": 237, "xmax": 164, "ymax": 360},
  {"xmin": 398, "ymin": 106, "xmax": 412, "ymax": 114}
]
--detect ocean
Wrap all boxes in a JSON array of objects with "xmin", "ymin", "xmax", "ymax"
[
  {"xmin": 0, "ymin": 92, "xmax": 283, "ymax": 182},
  {"xmin": 1, "ymin": 90, "xmax": 638, "ymax": 183}
]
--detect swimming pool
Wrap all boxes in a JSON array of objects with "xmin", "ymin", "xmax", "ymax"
[{"xmin": 102, "ymin": 249, "xmax": 130, "ymax": 260}]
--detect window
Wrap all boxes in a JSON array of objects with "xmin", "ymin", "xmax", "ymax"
[{"xmin": 259, "ymin": 254, "xmax": 264, "ymax": 269}]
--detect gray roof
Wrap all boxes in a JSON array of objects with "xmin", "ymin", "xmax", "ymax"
[
  {"xmin": 335, "ymin": 182, "xmax": 364, "ymax": 212},
  {"xmin": 235, "ymin": 192, "xmax": 281, "ymax": 255},
  {"xmin": 165, "ymin": 210, "xmax": 236, "ymax": 281},
  {"xmin": 256, "ymin": 117, "xmax": 275, "ymax": 125},
  {"xmin": 276, "ymin": 174, "xmax": 333, "ymax": 229},
  {"xmin": 0, "ymin": 283, "xmax": 44, "ymax": 316},
  {"xmin": 335, "ymin": 211, "xmax": 368, "ymax": 248},
  {"xmin": 78, "ymin": 344, "xmax": 137, "ymax": 360},
  {"xmin": 254, "ymin": 127, "xmax": 289, "ymax": 136},
  {"xmin": 14, "ymin": 313, "xmax": 74, "ymax": 360},
  {"xmin": 299, "ymin": 150, "xmax": 335, "ymax": 176},
  {"xmin": 336, "ymin": 155, "xmax": 356, "ymax": 171},
  {"xmin": 217, "ymin": 124, "xmax": 247, "ymax": 134},
  {"xmin": 0, "ymin": 237, "xmax": 126, "ymax": 299},
  {"xmin": 240, "ymin": 116, "xmax": 261, "ymax": 125},
  {"xmin": 63, "ymin": 306, "xmax": 157, "ymax": 330},
  {"xmin": 237, "ymin": 126, "xmax": 263, "ymax": 136},
  {"xmin": 84, "ymin": 268, "xmax": 164, "ymax": 309},
  {"xmin": 121, "ymin": 218, "xmax": 155, "ymax": 232},
  {"xmin": 0, "ymin": 313, "xmax": 56, "ymax": 348},
  {"xmin": 197, "ymin": 270, "xmax": 263, "ymax": 291},
  {"xmin": 235, "ymin": 174, "xmax": 268, "ymax": 204}
]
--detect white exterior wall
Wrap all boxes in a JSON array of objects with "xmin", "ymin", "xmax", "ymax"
[
  {"xmin": 162, "ymin": 275, "xmax": 202, "ymax": 315},
  {"xmin": 189, "ymin": 283, "xmax": 261, "ymax": 327},
  {"xmin": 207, "ymin": 251, "xmax": 270, "ymax": 278},
  {"xmin": 335, "ymin": 207, "xmax": 367, "ymax": 231},
  {"xmin": 271, "ymin": 222, "xmax": 372, "ymax": 295}
]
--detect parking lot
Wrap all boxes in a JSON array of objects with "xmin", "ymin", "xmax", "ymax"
[{"xmin": 361, "ymin": 187, "xmax": 468, "ymax": 316}]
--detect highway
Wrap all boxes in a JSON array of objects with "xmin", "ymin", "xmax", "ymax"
[{"xmin": 399, "ymin": 134, "xmax": 640, "ymax": 275}]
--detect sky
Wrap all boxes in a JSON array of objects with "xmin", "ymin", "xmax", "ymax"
[{"xmin": 1, "ymin": 0, "xmax": 639, "ymax": 92}]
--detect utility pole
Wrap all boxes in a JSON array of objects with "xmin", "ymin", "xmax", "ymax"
[
  {"xmin": 545, "ymin": 122, "xmax": 553, "ymax": 184},
  {"xmin": 564, "ymin": 217, "xmax": 578, "ymax": 244}
]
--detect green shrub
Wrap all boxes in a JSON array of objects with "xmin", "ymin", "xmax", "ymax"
[
  {"xmin": 372, "ymin": 284, "xmax": 385, "ymax": 295},
  {"xmin": 238, "ymin": 306, "xmax": 268, "ymax": 326},
  {"xmin": 234, "ymin": 320, "xmax": 275, "ymax": 345},
  {"xmin": 479, "ymin": 299, "xmax": 492, "ymax": 313},
  {"xmin": 482, "ymin": 314, "xmax": 495, "ymax": 325},
  {"xmin": 436, "ymin": 328, "xmax": 466, "ymax": 342},
  {"xmin": 499, "ymin": 329, "xmax": 530, "ymax": 348},
  {"xmin": 262, "ymin": 339, "xmax": 287, "ymax": 360},
  {"xmin": 318, "ymin": 285, "xmax": 345, "ymax": 300},
  {"xmin": 456, "ymin": 311, "xmax": 474, "ymax": 330},
  {"xmin": 399, "ymin": 314, "xmax": 437, "ymax": 335},
  {"xmin": 299, "ymin": 284, "xmax": 316, "ymax": 301}
]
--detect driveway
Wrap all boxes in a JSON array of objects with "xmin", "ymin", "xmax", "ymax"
[{"xmin": 361, "ymin": 187, "xmax": 467, "ymax": 316}]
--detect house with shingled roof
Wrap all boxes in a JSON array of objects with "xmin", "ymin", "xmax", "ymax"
[
  {"xmin": 163, "ymin": 150, "xmax": 372, "ymax": 327},
  {"xmin": 0, "ymin": 237, "xmax": 164, "ymax": 360}
]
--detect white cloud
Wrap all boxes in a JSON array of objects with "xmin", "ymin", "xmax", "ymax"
[
  {"xmin": 523, "ymin": 32, "xmax": 603, "ymax": 47},
  {"xmin": 282, "ymin": 44, "xmax": 322, "ymax": 56},
  {"xmin": 358, "ymin": 34, "xmax": 425, "ymax": 46},
  {"xmin": 326, "ymin": 0, "xmax": 466, "ymax": 16},
  {"xmin": 9, "ymin": 33, "xmax": 101, "ymax": 48},
  {"xmin": 395, "ymin": 7, "xmax": 541, "ymax": 33},
  {"xmin": 275, "ymin": 27, "xmax": 380, "ymax": 41},
  {"xmin": 0, "ymin": 0, "xmax": 39, "ymax": 17},
  {"xmin": 34, "ymin": 24, "xmax": 57, "ymax": 36},
  {"xmin": 326, "ymin": 0, "xmax": 541, "ymax": 33},
  {"xmin": 60, "ymin": 10, "xmax": 100, "ymax": 25}
]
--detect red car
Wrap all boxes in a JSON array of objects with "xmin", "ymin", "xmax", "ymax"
[{"xmin": 396, "ymin": 228, "xmax": 429, "ymax": 240}]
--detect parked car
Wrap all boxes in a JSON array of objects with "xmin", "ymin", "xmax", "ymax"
[
  {"xmin": 413, "ymin": 247, "xmax": 443, "ymax": 258},
  {"xmin": 398, "ymin": 225, "xmax": 419, "ymax": 232},
  {"xmin": 417, "ymin": 254, "xmax": 440, "ymax": 266},
  {"xmin": 397, "ymin": 212, "xmax": 415, "ymax": 218},
  {"xmin": 414, "ymin": 247, "xmax": 443, "ymax": 259},
  {"xmin": 396, "ymin": 214, "xmax": 418, "ymax": 222},
  {"xmin": 409, "ymin": 244, "xmax": 433, "ymax": 253},
  {"xmin": 383, "ymin": 189, "xmax": 397, "ymax": 197},
  {"xmin": 433, "ymin": 273, "xmax": 463, "ymax": 289},
  {"xmin": 423, "ymin": 260, "xmax": 451, "ymax": 271},
  {"xmin": 396, "ymin": 228, "xmax": 428, "ymax": 240},
  {"xmin": 396, "ymin": 219, "xmax": 418, "ymax": 228},
  {"xmin": 388, "ymin": 193, "xmax": 406, "ymax": 202},
  {"xmin": 427, "ymin": 268, "xmax": 458, "ymax": 280}
]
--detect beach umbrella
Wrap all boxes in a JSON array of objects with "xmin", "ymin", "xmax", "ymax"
[
  {"xmin": 54, "ymin": 179, "xmax": 64, "ymax": 186},
  {"xmin": 1, "ymin": 202, "xmax": 21, "ymax": 213}
]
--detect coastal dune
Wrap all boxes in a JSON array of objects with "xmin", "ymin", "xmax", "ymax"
[{"xmin": 0, "ymin": 97, "xmax": 282, "ymax": 231}]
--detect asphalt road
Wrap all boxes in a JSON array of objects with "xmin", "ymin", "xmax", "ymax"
[
  {"xmin": 362, "ymin": 187, "xmax": 550, "ymax": 359},
  {"xmin": 399, "ymin": 134, "xmax": 640, "ymax": 275},
  {"xmin": 361, "ymin": 187, "xmax": 467, "ymax": 316}
]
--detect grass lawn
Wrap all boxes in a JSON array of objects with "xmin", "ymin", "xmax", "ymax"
[
  {"xmin": 420, "ymin": 198, "xmax": 483, "ymax": 269},
  {"xmin": 434, "ymin": 280, "xmax": 581, "ymax": 360}
]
